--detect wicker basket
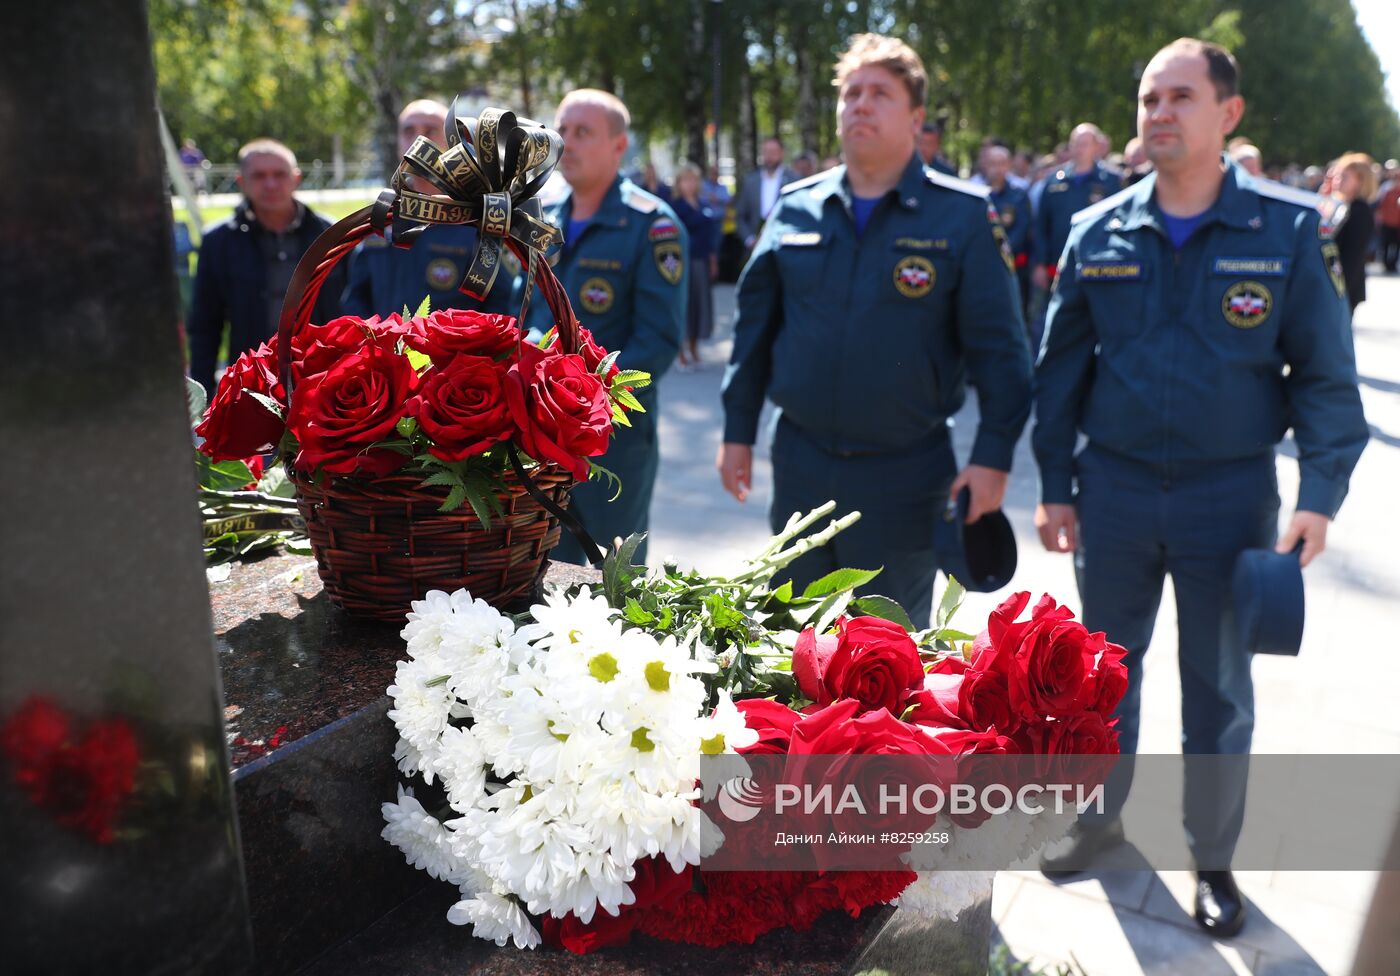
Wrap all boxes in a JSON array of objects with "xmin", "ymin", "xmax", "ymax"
[{"xmin": 271, "ymin": 110, "xmax": 585, "ymax": 620}]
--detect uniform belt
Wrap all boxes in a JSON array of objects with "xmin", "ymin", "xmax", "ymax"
[{"xmin": 783, "ymin": 417, "xmax": 951, "ymax": 459}]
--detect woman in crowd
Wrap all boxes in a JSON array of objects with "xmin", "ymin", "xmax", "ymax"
[
  {"xmin": 669, "ymin": 161, "xmax": 719, "ymax": 370},
  {"xmin": 1328, "ymin": 152, "xmax": 1378, "ymax": 315}
]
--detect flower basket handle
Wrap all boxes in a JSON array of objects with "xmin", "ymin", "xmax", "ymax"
[{"xmin": 274, "ymin": 103, "xmax": 580, "ymax": 399}]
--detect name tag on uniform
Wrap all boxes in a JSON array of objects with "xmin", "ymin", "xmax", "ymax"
[
  {"xmin": 779, "ymin": 232, "xmax": 823, "ymax": 247},
  {"xmin": 1211, "ymin": 257, "xmax": 1289, "ymax": 276},
  {"xmin": 1077, "ymin": 262, "xmax": 1144, "ymax": 281},
  {"xmin": 893, "ymin": 237, "xmax": 949, "ymax": 251},
  {"xmin": 577, "ymin": 257, "xmax": 624, "ymax": 271}
]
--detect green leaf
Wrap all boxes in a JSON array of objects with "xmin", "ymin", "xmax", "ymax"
[
  {"xmin": 199, "ymin": 458, "xmax": 256, "ymax": 491},
  {"xmin": 396, "ymin": 416, "xmax": 418, "ymax": 439},
  {"xmin": 589, "ymin": 459, "xmax": 623, "ymax": 502},
  {"xmin": 420, "ymin": 470, "xmax": 461, "ymax": 489},
  {"xmin": 801, "ymin": 567, "xmax": 881, "ymax": 600},
  {"xmin": 930, "ymin": 628, "xmax": 976, "ymax": 643},
  {"xmin": 401, "ymin": 303, "xmax": 412, "ymax": 319},
  {"xmin": 623, "ymin": 597, "xmax": 655, "ymax": 625},
  {"xmin": 256, "ymin": 465, "xmax": 294, "ymax": 498},
  {"xmin": 768, "ymin": 579, "xmax": 793, "ymax": 604},
  {"xmin": 595, "ymin": 349, "xmax": 620, "ymax": 377},
  {"xmin": 283, "ymin": 538, "xmax": 313, "ymax": 555},
  {"xmin": 413, "ymin": 294, "xmax": 431, "ymax": 318},
  {"xmin": 812, "ymin": 590, "xmax": 853, "ymax": 634},
  {"xmin": 186, "ymin": 377, "xmax": 208, "ymax": 427},
  {"xmin": 602, "ymin": 533, "xmax": 646, "ymax": 607},
  {"xmin": 611, "ymin": 369, "xmax": 650, "ymax": 388},
  {"xmin": 612, "ymin": 387, "xmax": 646, "ymax": 413},
  {"xmin": 246, "ymin": 389, "xmax": 286, "ymax": 420},
  {"xmin": 610, "ymin": 402, "xmax": 632, "ymax": 427},
  {"xmin": 439, "ymin": 484, "xmax": 468, "ymax": 513},
  {"xmin": 935, "ymin": 576, "xmax": 966, "ymax": 630},
  {"xmin": 405, "ymin": 347, "xmax": 432, "ymax": 372},
  {"xmin": 851, "ymin": 595, "xmax": 916, "ymax": 632}
]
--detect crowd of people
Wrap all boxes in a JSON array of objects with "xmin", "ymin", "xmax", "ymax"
[{"xmin": 186, "ymin": 30, "xmax": 1382, "ymax": 944}]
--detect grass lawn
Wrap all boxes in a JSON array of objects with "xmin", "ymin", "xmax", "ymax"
[{"xmin": 172, "ymin": 194, "xmax": 379, "ymax": 234}]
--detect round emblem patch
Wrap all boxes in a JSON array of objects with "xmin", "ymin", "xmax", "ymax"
[
  {"xmin": 1222, "ymin": 281, "xmax": 1273, "ymax": 329},
  {"xmin": 426, "ymin": 257, "xmax": 459, "ymax": 290},
  {"xmin": 579, "ymin": 276, "xmax": 615, "ymax": 314},
  {"xmin": 893, "ymin": 255, "xmax": 936, "ymax": 298}
]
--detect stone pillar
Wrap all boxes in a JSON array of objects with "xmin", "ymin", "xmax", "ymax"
[{"xmin": 0, "ymin": 3, "xmax": 254, "ymax": 971}]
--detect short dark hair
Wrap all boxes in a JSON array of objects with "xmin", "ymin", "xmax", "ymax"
[
  {"xmin": 921, "ymin": 121, "xmax": 943, "ymax": 136},
  {"xmin": 1159, "ymin": 37, "xmax": 1240, "ymax": 100}
]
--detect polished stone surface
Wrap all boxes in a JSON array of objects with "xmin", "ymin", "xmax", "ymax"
[
  {"xmin": 300, "ymin": 884, "xmax": 895, "ymax": 975},
  {"xmin": 215, "ymin": 553, "xmax": 599, "ymax": 973},
  {"xmin": 0, "ymin": 3, "xmax": 253, "ymax": 972}
]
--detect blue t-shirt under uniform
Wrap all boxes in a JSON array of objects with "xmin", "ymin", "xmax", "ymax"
[
  {"xmin": 565, "ymin": 217, "xmax": 590, "ymax": 253},
  {"xmin": 851, "ymin": 195, "xmax": 881, "ymax": 236},
  {"xmin": 1161, "ymin": 210, "xmax": 1208, "ymax": 250}
]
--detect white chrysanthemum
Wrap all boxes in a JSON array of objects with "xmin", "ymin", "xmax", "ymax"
[
  {"xmin": 892, "ymin": 870, "xmax": 994, "ymax": 921},
  {"xmin": 696, "ymin": 691, "xmax": 760, "ymax": 756},
  {"xmin": 432, "ymin": 725, "xmax": 487, "ymax": 813},
  {"xmin": 381, "ymin": 787, "xmax": 473, "ymax": 886},
  {"xmin": 393, "ymin": 737, "xmax": 428, "ymax": 780},
  {"xmin": 446, "ymin": 890, "xmax": 541, "ymax": 949},
  {"xmin": 401, "ymin": 590, "xmax": 459, "ymax": 656},
  {"xmin": 387, "ymin": 656, "xmax": 455, "ymax": 758}
]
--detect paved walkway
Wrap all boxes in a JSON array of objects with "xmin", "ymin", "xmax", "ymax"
[{"xmin": 648, "ymin": 271, "xmax": 1400, "ymax": 975}]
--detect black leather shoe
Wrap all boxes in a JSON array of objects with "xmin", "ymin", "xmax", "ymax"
[
  {"xmin": 1194, "ymin": 870, "xmax": 1247, "ymax": 938},
  {"xmin": 1039, "ymin": 818, "xmax": 1126, "ymax": 879}
]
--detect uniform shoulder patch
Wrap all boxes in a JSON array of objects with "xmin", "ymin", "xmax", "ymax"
[
  {"xmin": 1321, "ymin": 241, "xmax": 1346, "ymax": 297},
  {"xmin": 653, "ymin": 234, "xmax": 684, "ymax": 285},
  {"xmin": 623, "ymin": 187, "xmax": 660, "ymax": 213},
  {"xmin": 924, "ymin": 168, "xmax": 991, "ymax": 198},
  {"xmin": 1070, "ymin": 185, "xmax": 1137, "ymax": 226},
  {"xmin": 647, "ymin": 216, "xmax": 681, "ymax": 242}
]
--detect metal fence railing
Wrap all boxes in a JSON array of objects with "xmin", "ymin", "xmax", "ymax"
[{"xmin": 175, "ymin": 159, "xmax": 385, "ymax": 195}]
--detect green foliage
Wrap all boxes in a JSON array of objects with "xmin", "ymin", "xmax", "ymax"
[{"xmin": 152, "ymin": 0, "xmax": 1397, "ymax": 193}]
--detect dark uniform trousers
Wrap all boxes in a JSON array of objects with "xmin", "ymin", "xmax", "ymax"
[
  {"xmin": 770, "ymin": 416, "xmax": 958, "ymax": 629},
  {"xmin": 551, "ymin": 386, "xmax": 661, "ymax": 565},
  {"xmin": 1075, "ymin": 443, "xmax": 1278, "ymax": 865}
]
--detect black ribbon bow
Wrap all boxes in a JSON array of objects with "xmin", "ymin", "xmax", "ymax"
[{"xmin": 372, "ymin": 101, "xmax": 564, "ymax": 306}]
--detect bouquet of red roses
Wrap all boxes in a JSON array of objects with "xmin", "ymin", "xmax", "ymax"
[{"xmin": 195, "ymin": 306, "xmax": 647, "ymax": 520}]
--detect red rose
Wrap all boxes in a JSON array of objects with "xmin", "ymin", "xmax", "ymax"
[
  {"xmin": 407, "ymin": 355, "xmax": 515, "ymax": 461},
  {"xmin": 283, "ymin": 314, "xmax": 404, "ymax": 382},
  {"xmin": 795, "ymin": 616, "xmax": 924, "ymax": 715},
  {"xmin": 1085, "ymin": 641, "xmax": 1129, "ymax": 717},
  {"xmin": 903, "ymin": 674, "xmax": 968, "ymax": 730},
  {"xmin": 504, "ymin": 344, "xmax": 613, "ymax": 480},
  {"xmin": 576, "ymin": 326, "xmax": 620, "ymax": 384},
  {"xmin": 195, "ymin": 343, "xmax": 286, "ymax": 462},
  {"xmin": 975, "ymin": 593, "xmax": 1099, "ymax": 722},
  {"xmin": 1, "ymin": 696, "xmax": 70, "ymax": 770},
  {"xmin": 407, "ymin": 309, "xmax": 519, "ymax": 364},
  {"xmin": 959, "ymin": 667, "xmax": 1017, "ymax": 734},
  {"xmin": 735, "ymin": 698, "xmax": 802, "ymax": 756},
  {"xmin": 792, "ymin": 628, "xmax": 838, "ymax": 704},
  {"xmin": 287, "ymin": 343, "xmax": 417, "ymax": 477},
  {"xmin": 788, "ymin": 699, "xmax": 949, "ymax": 757}
]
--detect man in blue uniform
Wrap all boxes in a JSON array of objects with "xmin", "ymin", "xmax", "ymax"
[
  {"xmin": 982, "ymin": 144, "xmax": 1033, "ymax": 320},
  {"xmin": 718, "ymin": 33, "xmax": 1032, "ymax": 629},
  {"xmin": 341, "ymin": 100, "xmax": 514, "ymax": 318},
  {"xmin": 1030, "ymin": 122, "xmax": 1120, "ymax": 347},
  {"xmin": 1033, "ymin": 38, "xmax": 1368, "ymax": 937},
  {"xmin": 518, "ymin": 89, "xmax": 686, "ymax": 565}
]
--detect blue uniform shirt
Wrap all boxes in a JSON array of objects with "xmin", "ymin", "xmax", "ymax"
[
  {"xmin": 722, "ymin": 153, "xmax": 1033, "ymax": 468},
  {"xmin": 1033, "ymin": 161, "xmax": 1367, "ymax": 517},
  {"xmin": 1032, "ymin": 162, "xmax": 1122, "ymax": 269},
  {"xmin": 988, "ymin": 182, "xmax": 1032, "ymax": 262},
  {"xmin": 341, "ymin": 223, "xmax": 514, "ymax": 319},
  {"xmin": 520, "ymin": 175, "xmax": 686, "ymax": 383}
]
